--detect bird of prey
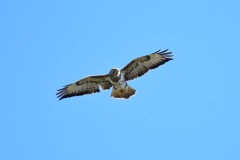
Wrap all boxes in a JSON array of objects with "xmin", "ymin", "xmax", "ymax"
[{"xmin": 57, "ymin": 49, "xmax": 173, "ymax": 100}]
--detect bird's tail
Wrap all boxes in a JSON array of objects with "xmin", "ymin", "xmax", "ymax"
[{"xmin": 111, "ymin": 85, "xmax": 136, "ymax": 99}]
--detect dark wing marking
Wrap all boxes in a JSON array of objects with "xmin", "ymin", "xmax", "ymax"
[
  {"xmin": 121, "ymin": 49, "xmax": 173, "ymax": 81},
  {"xmin": 56, "ymin": 75, "xmax": 112, "ymax": 100}
]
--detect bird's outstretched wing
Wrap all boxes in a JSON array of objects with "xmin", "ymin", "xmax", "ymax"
[
  {"xmin": 56, "ymin": 75, "xmax": 112, "ymax": 100},
  {"xmin": 121, "ymin": 49, "xmax": 173, "ymax": 81}
]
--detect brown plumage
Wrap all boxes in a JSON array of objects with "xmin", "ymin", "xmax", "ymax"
[
  {"xmin": 121, "ymin": 49, "xmax": 173, "ymax": 81},
  {"xmin": 111, "ymin": 85, "xmax": 136, "ymax": 99},
  {"xmin": 57, "ymin": 75, "xmax": 112, "ymax": 100},
  {"xmin": 56, "ymin": 49, "xmax": 173, "ymax": 100}
]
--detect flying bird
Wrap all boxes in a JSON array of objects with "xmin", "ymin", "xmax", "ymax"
[{"xmin": 57, "ymin": 49, "xmax": 173, "ymax": 100}]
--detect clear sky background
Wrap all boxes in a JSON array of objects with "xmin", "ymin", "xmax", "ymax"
[{"xmin": 1, "ymin": 0, "xmax": 240, "ymax": 160}]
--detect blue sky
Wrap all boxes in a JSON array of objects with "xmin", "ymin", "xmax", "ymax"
[{"xmin": 1, "ymin": 0, "xmax": 240, "ymax": 160}]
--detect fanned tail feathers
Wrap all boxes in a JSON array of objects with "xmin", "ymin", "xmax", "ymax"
[{"xmin": 111, "ymin": 85, "xmax": 136, "ymax": 99}]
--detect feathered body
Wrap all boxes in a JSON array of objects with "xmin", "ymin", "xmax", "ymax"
[{"xmin": 108, "ymin": 68, "xmax": 136, "ymax": 99}]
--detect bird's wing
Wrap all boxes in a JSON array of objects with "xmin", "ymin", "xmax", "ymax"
[
  {"xmin": 121, "ymin": 49, "xmax": 173, "ymax": 81},
  {"xmin": 56, "ymin": 75, "xmax": 112, "ymax": 100}
]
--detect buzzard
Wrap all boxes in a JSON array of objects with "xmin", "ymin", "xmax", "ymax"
[{"xmin": 57, "ymin": 49, "xmax": 173, "ymax": 100}]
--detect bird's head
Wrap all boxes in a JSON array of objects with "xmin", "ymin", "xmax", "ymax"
[
  {"xmin": 109, "ymin": 68, "xmax": 121, "ymax": 83},
  {"xmin": 109, "ymin": 68, "xmax": 120, "ymax": 76}
]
